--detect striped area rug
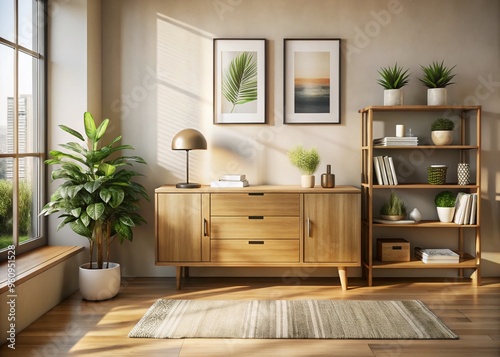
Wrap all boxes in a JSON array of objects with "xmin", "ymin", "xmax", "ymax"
[{"xmin": 128, "ymin": 299, "xmax": 457, "ymax": 339}]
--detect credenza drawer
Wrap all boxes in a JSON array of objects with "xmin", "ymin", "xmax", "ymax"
[
  {"xmin": 211, "ymin": 217, "xmax": 299, "ymax": 239},
  {"xmin": 211, "ymin": 193, "xmax": 300, "ymax": 216},
  {"xmin": 211, "ymin": 240, "xmax": 299, "ymax": 262}
]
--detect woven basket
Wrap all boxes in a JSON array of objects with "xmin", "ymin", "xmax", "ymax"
[{"xmin": 427, "ymin": 166, "xmax": 447, "ymax": 185}]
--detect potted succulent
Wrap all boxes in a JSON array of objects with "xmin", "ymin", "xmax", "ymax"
[
  {"xmin": 419, "ymin": 61, "xmax": 456, "ymax": 105},
  {"xmin": 287, "ymin": 145, "xmax": 320, "ymax": 188},
  {"xmin": 41, "ymin": 112, "xmax": 149, "ymax": 301},
  {"xmin": 431, "ymin": 117, "xmax": 455, "ymax": 145},
  {"xmin": 435, "ymin": 191, "xmax": 456, "ymax": 223},
  {"xmin": 377, "ymin": 63, "xmax": 410, "ymax": 106},
  {"xmin": 380, "ymin": 191, "xmax": 407, "ymax": 221}
]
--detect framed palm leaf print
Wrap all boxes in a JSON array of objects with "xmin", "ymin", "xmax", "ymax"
[
  {"xmin": 214, "ymin": 39, "xmax": 266, "ymax": 124},
  {"xmin": 284, "ymin": 39, "xmax": 341, "ymax": 124}
]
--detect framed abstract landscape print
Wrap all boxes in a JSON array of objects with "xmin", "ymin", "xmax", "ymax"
[
  {"xmin": 284, "ymin": 39, "xmax": 341, "ymax": 124},
  {"xmin": 214, "ymin": 39, "xmax": 266, "ymax": 124}
]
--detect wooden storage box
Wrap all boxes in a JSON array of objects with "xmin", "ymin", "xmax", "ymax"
[{"xmin": 377, "ymin": 238, "xmax": 410, "ymax": 262}]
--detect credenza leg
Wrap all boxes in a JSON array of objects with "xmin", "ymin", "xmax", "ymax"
[
  {"xmin": 176, "ymin": 266, "xmax": 182, "ymax": 290},
  {"xmin": 338, "ymin": 267, "xmax": 347, "ymax": 291}
]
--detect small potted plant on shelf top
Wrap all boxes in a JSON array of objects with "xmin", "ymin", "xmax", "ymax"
[
  {"xmin": 380, "ymin": 191, "xmax": 407, "ymax": 221},
  {"xmin": 41, "ymin": 112, "xmax": 149, "ymax": 301},
  {"xmin": 435, "ymin": 191, "xmax": 456, "ymax": 223},
  {"xmin": 431, "ymin": 117, "xmax": 455, "ymax": 145},
  {"xmin": 288, "ymin": 145, "xmax": 320, "ymax": 188},
  {"xmin": 377, "ymin": 63, "xmax": 410, "ymax": 106},
  {"xmin": 419, "ymin": 60, "xmax": 457, "ymax": 106}
]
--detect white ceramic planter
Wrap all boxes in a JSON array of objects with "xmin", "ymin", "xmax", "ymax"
[
  {"xmin": 301, "ymin": 175, "xmax": 315, "ymax": 188},
  {"xmin": 436, "ymin": 207, "xmax": 455, "ymax": 223},
  {"xmin": 384, "ymin": 89, "xmax": 403, "ymax": 106},
  {"xmin": 431, "ymin": 130, "xmax": 453, "ymax": 145},
  {"xmin": 79, "ymin": 262, "xmax": 121, "ymax": 301},
  {"xmin": 427, "ymin": 88, "xmax": 447, "ymax": 106}
]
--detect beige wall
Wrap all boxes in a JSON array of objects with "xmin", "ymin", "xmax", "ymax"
[{"xmin": 49, "ymin": 0, "xmax": 500, "ymax": 278}]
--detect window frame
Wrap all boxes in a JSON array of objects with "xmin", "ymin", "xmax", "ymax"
[{"xmin": 0, "ymin": 0, "xmax": 47, "ymax": 261}]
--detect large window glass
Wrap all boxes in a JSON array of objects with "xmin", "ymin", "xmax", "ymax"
[{"xmin": 0, "ymin": 0, "xmax": 45, "ymax": 256}]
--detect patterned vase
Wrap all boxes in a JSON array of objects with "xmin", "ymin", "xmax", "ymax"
[{"xmin": 457, "ymin": 163, "xmax": 470, "ymax": 185}]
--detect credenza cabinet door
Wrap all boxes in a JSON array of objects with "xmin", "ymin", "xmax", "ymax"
[
  {"xmin": 303, "ymin": 193, "xmax": 361, "ymax": 263},
  {"xmin": 156, "ymin": 193, "xmax": 206, "ymax": 262}
]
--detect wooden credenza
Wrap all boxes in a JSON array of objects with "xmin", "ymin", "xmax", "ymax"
[{"xmin": 155, "ymin": 185, "xmax": 360, "ymax": 290}]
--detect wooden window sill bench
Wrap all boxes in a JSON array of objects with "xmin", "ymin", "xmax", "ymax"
[{"xmin": 0, "ymin": 246, "xmax": 84, "ymax": 294}]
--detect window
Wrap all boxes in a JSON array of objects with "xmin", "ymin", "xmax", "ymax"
[{"xmin": 0, "ymin": 0, "xmax": 46, "ymax": 259}]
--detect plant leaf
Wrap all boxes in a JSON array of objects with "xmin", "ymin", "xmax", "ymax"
[
  {"xmin": 222, "ymin": 51, "xmax": 258, "ymax": 112},
  {"xmin": 84, "ymin": 112, "xmax": 97, "ymax": 141},
  {"xmin": 86, "ymin": 203, "xmax": 105, "ymax": 220},
  {"xmin": 95, "ymin": 118, "xmax": 109, "ymax": 141},
  {"xmin": 59, "ymin": 125, "xmax": 85, "ymax": 141}
]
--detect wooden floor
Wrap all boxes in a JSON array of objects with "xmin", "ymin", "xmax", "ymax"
[{"xmin": 1, "ymin": 276, "xmax": 499, "ymax": 356}]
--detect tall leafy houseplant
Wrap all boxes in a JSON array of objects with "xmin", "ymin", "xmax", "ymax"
[
  {"xmin": 41, "ymin": 112, "xmax": 149, "ymax": 270},
  {"xmin": 222, "ymin": 51, "xmax": 258, "ymax": 112}
]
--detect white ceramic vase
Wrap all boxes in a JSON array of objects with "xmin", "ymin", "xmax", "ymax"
[
  {"xmin": 79, "ymin": 262, "xmax": 121, "ymax": 301},
  {"xmin": 384, "ymin": 89, "xmax": 403, "ymax": 106},
  {"xmin": 427, "ymin": 88, "xmax": 447, "ymax": 106},
  {"xmin": 409, "ymin": 208, "xmax": 422, "ymax": 222},
  {"xmin": 301, "ymin": 175, "xmax": 315, "ymax": 188},
  {"xmin": 436, "ymin": 207, "xmax": 455, "ymax": 223},
  {"xmin": 431, "ymin": 130, "xmax": 453, "ymax": 145}
]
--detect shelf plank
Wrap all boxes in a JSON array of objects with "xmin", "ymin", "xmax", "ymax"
[
  {"xmin": 359, "ymin": 105, "xmax": 481, "ymax": 113},
  {"xmin": 361, "ymin": 183, "xmax": 479, "ymax": 189},
  {"xmin": 368, "ymin": 219, "xmax": 479, "ymax": 228},
  {"xmin": 369, "ymin": 253, "xmax": 478, "ymax": 269},
  {"xmin": 372, "ymin": 145, "xmax": 478, "ymax": 150}
]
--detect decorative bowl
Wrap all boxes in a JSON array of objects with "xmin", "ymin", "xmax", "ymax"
[{"xmin": 381, "ymin": 215, "xmax": 405, "ymax": 221}]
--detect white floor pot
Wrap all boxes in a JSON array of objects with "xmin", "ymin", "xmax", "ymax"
[
  {"xmin": 436, "ymin": 207, "xmax": 455, "ymax": 223},
  {"xmin": 301, "ymin": 175, "xmax": 315, "ymax": 188},
  {"xmin": 384, "ymin": 89, "xmax": 403, "ymax": 106},
  {"xmin": 427, "ymin": 88, "xmax": 447, "ymax": 106},
  {"xmin": 431, "ymin": 130, "xmax": 453, "ymax": 145},
  {"xmin": 79, "ymin": 262, "xmax": 121, "ymax": 301}
]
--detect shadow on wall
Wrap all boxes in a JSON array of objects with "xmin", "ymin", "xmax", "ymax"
[{"xmin": 156, "ymin": 13, "xmax": 214, "ymax": 186}]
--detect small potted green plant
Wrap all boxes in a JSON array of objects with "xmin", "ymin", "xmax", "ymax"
[
  {"xmin": 434, "ymin": 191, "xmax": 456, "ymax": 223},
  {"xmin": 431, "ymin": 117, "xmax": 455, "ymax": 145},
  {"xmin": 419, "ymin": 60, "xmax": 457, "ymax": 105},
  {"xmin": 377, "ymin": 63, "xmax": 410, "ymax": 106},
  {"xmin": 288, "ymin": 145, "xmax": 320, "ymax": 188},
  {"xmin": 380, "ymin": 191, "xmax": 407, "ymax": 221}
]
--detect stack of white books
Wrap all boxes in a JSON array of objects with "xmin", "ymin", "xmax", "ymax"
[
  {"xmin": 414, "ymin": 247, "xmax": 460, "ymax": 264},
  {"xmin": 374, "ymin": 137, "xmax": 419, "ymax": 146},
  {"xmin": 453, "ymin": 192, "xmax": 478, "ymax": 225},
  {"xmin": 373, "ymin": 156, "xmax": 398, "ymax": 185},
  {"xmin": 210, "ymin": 174, "xmax": 249, "ymax": 188}
]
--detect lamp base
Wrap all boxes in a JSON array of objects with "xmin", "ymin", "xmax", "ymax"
[{"xmin": 176, "ymin": 182, "xmax": 201, "ymax": 189}]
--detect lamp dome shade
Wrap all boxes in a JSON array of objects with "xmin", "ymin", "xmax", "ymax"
[{"xmin": 171, "ymin": 129, "xmax": 207, "ymax": 150}]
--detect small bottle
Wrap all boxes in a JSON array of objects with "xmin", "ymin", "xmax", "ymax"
[{"xmin": 321, "ymin": 164, "xmax": 335, "ymax": 188}]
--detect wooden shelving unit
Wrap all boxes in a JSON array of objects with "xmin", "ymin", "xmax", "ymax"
[{"xmin": 359, "ymin": 105, "xmax": 481, "ymax": 286}]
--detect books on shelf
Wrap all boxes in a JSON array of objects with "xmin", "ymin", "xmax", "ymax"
[
  {"xmin": 211, "ymin": 174, "xmax": 249, "ymax": 188},
  {"xmin": 414, "ymin": 247, "xmax": 460, "ymax": 264},
  {"xmin": 453, "ymin": 192, "xmax": 478, "ymax": 225},
  {"xmin": 374, "ymin": 137, "xmax": 419, "ymax": 146},
  {"xmin": 373, "ymin": 156, "xmax": 398, "ymax": 185}
]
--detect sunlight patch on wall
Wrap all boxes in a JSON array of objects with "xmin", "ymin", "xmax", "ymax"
[{"xmin": 156, "ymin": 14, "xmax": 213, "ymax": 184}]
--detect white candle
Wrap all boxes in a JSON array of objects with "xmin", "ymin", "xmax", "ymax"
[{"xmin": 396, "ymin": 124, "xmax": 405, "ymax": 137}]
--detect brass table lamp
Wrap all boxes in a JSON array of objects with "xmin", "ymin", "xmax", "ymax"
[{"xmin": 171, "ymin": 129, "xmax": 207, "ymax": 188}]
